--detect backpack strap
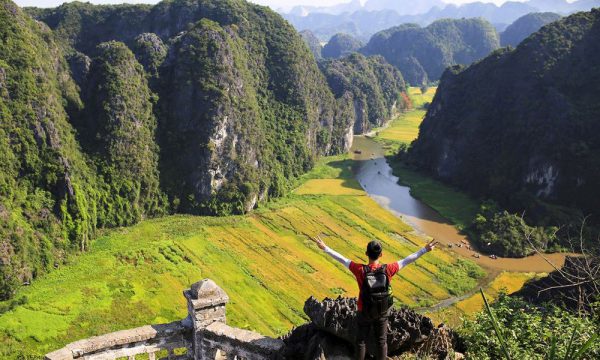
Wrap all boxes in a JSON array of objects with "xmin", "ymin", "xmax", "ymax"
[{"xmin": 362, "ymin": 265, "xmax": 370, "ymax": 277}]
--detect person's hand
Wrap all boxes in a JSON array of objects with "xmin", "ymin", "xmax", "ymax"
[
  {"xmin": 313, "ymin": 235, "xmax": 326, "ymax": 250},
  {"xmin": 425, "ymin": 240, "xmax": 438, "ymax": 252}
]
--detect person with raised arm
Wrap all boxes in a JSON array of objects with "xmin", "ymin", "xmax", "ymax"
[{"xmin": 313, "ymin": 235, "xmax": 437, "ymax": 360}]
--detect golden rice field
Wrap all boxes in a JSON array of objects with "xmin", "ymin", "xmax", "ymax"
[
  {"xmin": 428, "ymin": 272, "xmax": 540, "ymax": 326},
  {"xmin": 377, "ymin": 87, "xmax": 436, "ymax": 145},
  {"xmin": 0, "ymin": 154, "xmax": 485, "ymax": 358}
]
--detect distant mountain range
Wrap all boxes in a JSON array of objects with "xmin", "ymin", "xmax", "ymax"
[
  {"xmin": 283, "ymin": 0, "xmax": 600, "ymax": 41},
  {"xmin": 300, "ymin": 12, "xmax": 559, "ymax": 86}
]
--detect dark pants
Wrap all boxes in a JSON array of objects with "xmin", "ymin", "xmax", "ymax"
[{"xmin": 356, "ymin": 311, "xmax": 388, "ymax": 360}]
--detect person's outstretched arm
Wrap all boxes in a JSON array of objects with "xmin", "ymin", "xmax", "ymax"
[
  {"xmin": 313, "ymin": 236, "xmax": 351, "ymax": 269},
  {"xmin": 397, "ymin": 240, "xmax": 438, "ymax": 270}
]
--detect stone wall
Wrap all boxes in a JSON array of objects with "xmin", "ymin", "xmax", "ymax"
[{"xmin": 45, "ymin": 279, "xmax": 284, "ymax": 360}]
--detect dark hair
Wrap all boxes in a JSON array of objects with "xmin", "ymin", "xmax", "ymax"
[{"xmin": 366, "ymin": 240, "xmax": 382, "ymax": 260}]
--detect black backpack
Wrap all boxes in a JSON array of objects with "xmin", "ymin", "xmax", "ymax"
[{"xmin": 361, "ymin": 264, "xmax": 393, "ymax": 319}]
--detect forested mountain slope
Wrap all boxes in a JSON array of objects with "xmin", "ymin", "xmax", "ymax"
[
  {"xmin": 322, "ymin": 33, "xmax": 363, "ymax": 59},
  {"xmin": 320, "ymin": 54, "xmax": 409, "ymax": 134},
  {"xmin": 501, "ymin": 12, "xmax": 562, "ymax": 46},
  {"xmin": 410, "ymin": 9, "xmax": 600, "ymax": 226},
  {"xmin": 362, "ymin": 18, "xmax": 500, "ymax": 85}
]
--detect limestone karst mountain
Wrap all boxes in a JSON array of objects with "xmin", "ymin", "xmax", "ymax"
[
  {"xmin": 500, "ymin": 12, "xmax": 562, "ymax": 46},
  {"xmin": 362, "ymin": 18, "xmax": 500, "ymax": 85}
]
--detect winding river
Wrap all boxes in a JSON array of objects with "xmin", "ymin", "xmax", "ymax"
[{"xmin": 351, "ymin": 135, "xmax": 567, "ymax": 274}]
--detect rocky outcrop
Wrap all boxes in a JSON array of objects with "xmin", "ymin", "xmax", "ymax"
[
  {"xmin": 281, "ymin": 297, "xmax": 462, "ymax": 359},
  {"xmin": 132, "ymin": 32, "xmax": 167, "ymax": 77}
]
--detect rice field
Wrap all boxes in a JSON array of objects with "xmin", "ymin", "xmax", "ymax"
[
  {"xmin": 428, "ymin": 272, "xmax": 540, "ymax": 326},
  {"xmin": 0, "ymin": 154, "xmax": 485, "ymax": 358},
  {"xmin": 377, "ymin": 87, "xmax": 436, "ymax": 145}
]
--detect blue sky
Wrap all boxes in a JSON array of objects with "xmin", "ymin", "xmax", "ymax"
[{"xmin": 14, "ymin": 0, "xmax": 515, "ymax": 10}]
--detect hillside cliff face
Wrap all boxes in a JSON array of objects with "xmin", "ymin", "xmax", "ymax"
[
  {"xmin": 0, "ymin": 0, "xmax": 99, "ymax": 298},
  {"xmin": 320, "ymin": 54, "xmax": 409, "ymax": 133},
  {"xmin": 362, "ymin": 18, "xmax": 500, "ymax": 85},
  {"xmin": 410, "ymin": 9, "xmax": 600, "ymax": 222},
  {"xmin": 1, "ymin": 0, "xmax": 385, "ymax": 298},
  {"xmin": 81, "ymin": 41, "xmax": 167, "ymax": 226}
]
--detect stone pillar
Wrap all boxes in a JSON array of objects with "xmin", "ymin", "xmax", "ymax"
[{"xmin": 184, "ymin": 279, "xmax": 229, "ymax": 359}]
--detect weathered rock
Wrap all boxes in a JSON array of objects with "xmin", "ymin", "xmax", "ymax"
[
  {"xmin": 67, "ymin": 52, "xmax": 91, "ymax": 89},
  {"xmin": 413, "ymin": 324, "xmax": 466, "ymax": 360},
  {"xmin": 296, "ymin": 296, "xmax": 436, "ymax": 357}
]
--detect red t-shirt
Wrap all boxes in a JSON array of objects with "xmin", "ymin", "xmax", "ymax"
[{"xmin": 349, "ymin": 261, "xmax": 399, "ymax": 312}]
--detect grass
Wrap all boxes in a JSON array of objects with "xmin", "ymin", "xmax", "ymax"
[{"xmin": 0, "ymin": 153, "xmax": 486, "ymax": 359}]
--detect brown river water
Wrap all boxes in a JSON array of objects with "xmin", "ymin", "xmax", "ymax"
[{"xmin": 350, "ymin": 136, "xmax": 568, "ymax": 274}]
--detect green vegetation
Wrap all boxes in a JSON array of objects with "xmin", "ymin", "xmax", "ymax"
[
  {"xmin": 362, "ymin": 18, "xmax": 500, "ymax": 85},
  {"xmin": 500, "ymin": 12, "xmax": 562, "ymax": 47},
  {"xmin": 320, "ymin": 53, "xmax": 409, "ymax": 133},
  {"xmin": 322, "ymin": 32, "xmax": 363, "ymax": 59},
  {"xmin": 82, "ymin": 41, "xmax": 168, "ymax": 227},
  {"xmin": 0, "ymin": 155, "xmax": 485, "ymax": 358},
  {"xmin": 0, "ymin": 0, "xmax": 102, "ymax": 300},
  {"xmin": 408, "ymin": 9, "xmax": 600, "ymax": 247},
  {"xmin": 299, "ymin": 29, "xmax": 323, "ymax": 60},
  {"xmin": 461, "ymin": 293, "xmax": 600, "ymax": 359},
  {"xmin": 471, "ymin": 201, "xmax": 558, "ymax": 257}
]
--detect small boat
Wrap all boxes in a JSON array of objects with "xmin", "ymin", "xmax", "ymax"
[{"xmin": 354, "ymin": 150, "xmax": 362, "ymax": 154}]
